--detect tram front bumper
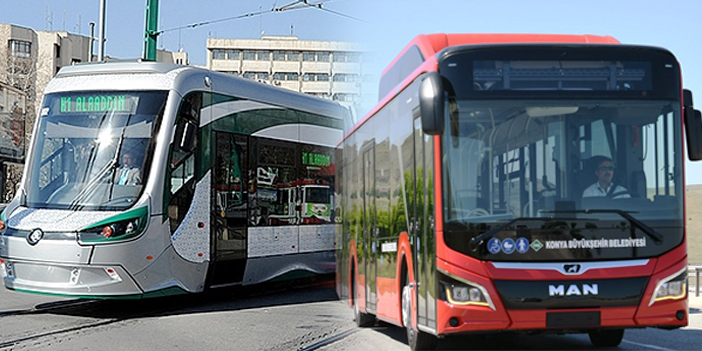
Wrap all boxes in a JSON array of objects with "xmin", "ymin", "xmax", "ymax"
[{"xmin": 1, "ymin": 258, "xmax": 143, "ymax": 298}]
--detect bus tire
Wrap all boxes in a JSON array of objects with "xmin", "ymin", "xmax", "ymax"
[
  {"xmin": 588, "ymin": 329, "xmax": 624, "ymax": 347},
  {"xmin": 402, "ymin": 280, "xmax": 436, "ymax": 350},
  {"xmin": 352, "ymin": 268, "xmax": 374, "ymax": 327}
]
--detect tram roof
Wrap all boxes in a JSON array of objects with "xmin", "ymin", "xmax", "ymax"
[{"xmin": 46, "ymin": 61, "xmax": 350, "ymax": 122}]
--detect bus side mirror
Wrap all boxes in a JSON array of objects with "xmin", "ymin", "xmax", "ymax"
[
  {"xmin": 419, "ymin": 72, "xmax": 444, "ymax": 135},
  {"xmin": 684, "ymin": 89, "xmax": 702, "ymax": 161},
  {"xmin": 686, "ymin": 109, "xmax": 702, "ymax": 161}
]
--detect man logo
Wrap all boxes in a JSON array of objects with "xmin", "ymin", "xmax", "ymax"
[
  {"xmin": 563, "ymin": 264, "xmax": 582, "ymax": 274},
  {"xmin": 27, "ymin": 228, "xmax": 44, "ymax": 246},
  {"xmin": 549, "ymin": 283, "xmax": 599, "ymax": 296}
]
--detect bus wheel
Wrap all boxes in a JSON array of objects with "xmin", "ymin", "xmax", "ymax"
[
  {"xmin": 352, "ymin": 272, "xmax": 374, "ymax": 327},
  {"xmin": 402, "ymin": 281, "xmax": 437, "ymax": 350},
  {"xmin": 588, "ymin": 329, "xmax": 624, "ymax": 347}
]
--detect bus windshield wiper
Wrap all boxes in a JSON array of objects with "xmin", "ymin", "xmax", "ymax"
[{"xmin": 540, "ymin": 209, "xmax": 663, "ymax": 244}]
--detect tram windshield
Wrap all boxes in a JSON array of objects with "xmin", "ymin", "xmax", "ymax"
[
  {"xmin": 441, "ymin": 98, "xmax": 684, "ymax": 260},
  {"xmin": 25, "ymin": 91, "xmax": 167, "ymax": 211}
]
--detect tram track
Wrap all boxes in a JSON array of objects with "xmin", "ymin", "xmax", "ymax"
[{"xmin": 0, "ymin": 277, "xmax": 342, "ymax": 350}]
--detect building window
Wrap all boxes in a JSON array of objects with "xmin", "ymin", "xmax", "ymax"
[
  {"xmin": 273, "ymin": 72, "xmax": 299, "ymax": 81},
  {"xmin": 333, "ymin": 52, "xmax": 346, "ymax": 62},
  {"xmin": 273, "ymin": 51, "xmax": 286, "ymax": 61},
  {"xmin": 243, "ymin": 50, "xmax": 256, "ymax": 60},
  {"xmin": 333, "ymin": 74, "xmax": 359, "ymax": 82},
  {"xmin": 54, "ymin": 44, "xmax": 61, "ymax": 58},
  {"xmin": 256, "ymin": 72, "xmax": 269, "ymax": 80},
  {"xmin": 317, "ymin": 73, "xmax": 329, "ymax": 81},
  {"xmin": 256, "ymin": 50, "xmax": 270, "ymax": 61},
  {"xmin": 212, "ymin": 49, "xmax": 226, "ymax": 60},
  {"xmin": 333, "ymin": 52, "xmax": 360, "ymax": 63},
  {"xmin": 302, "ymin": 52, "xmax": 316, "ymax": 62},
  {"xmin": 286, "ymin": 51, "xmax": 299, "ymax": 61},
  {"xmin": 10, "ymin": 40, "xmax": 31, "ymax": 58},
  {"xmin": 333, "ymin": 93, "xmax": 359, "ymax": 102},
  {"xmin": 227, "ymin": 49, "xmax": 240, "ymax": 60},
  {"xmin": 243, "ymin": 72, "xmax": 255, "ymax": 79},
  {"xmin": 317, "ymin": 52, "xmax": 330, "ymax": 62}
]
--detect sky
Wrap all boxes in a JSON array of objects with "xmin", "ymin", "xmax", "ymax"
[{"xmin": 2, "ymin": 0, "xmax": 702, "ymax": 183}]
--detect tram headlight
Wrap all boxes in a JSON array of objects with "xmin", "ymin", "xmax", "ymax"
[
  {"xmin": 649, "ymin": 267, "xmax": 687, "ymax": 306},
  {"xmin": 439, "ymin": 272, "xmax": 496, "ymax": 310},
  {"xmin": 78, "ymin": 207, "xmax": 148, "ymax": 244}
]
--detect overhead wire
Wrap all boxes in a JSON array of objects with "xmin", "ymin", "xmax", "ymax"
[{"xmin": 156, "ymin": 0, "xmax": 366, "ymax": 35}]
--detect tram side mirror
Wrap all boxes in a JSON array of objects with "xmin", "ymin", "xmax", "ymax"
[
  {"xmin": 419, "ymin": 72, "xmax": 445, "ymax": 135},
  {"xmin": 683, "ymin": 89, "xmax": 702, "ymax": 161}
]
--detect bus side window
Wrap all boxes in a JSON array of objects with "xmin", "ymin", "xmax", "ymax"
[{"xmin": 168, "ymin": 93, "xmax": 202, "ymax": 234}]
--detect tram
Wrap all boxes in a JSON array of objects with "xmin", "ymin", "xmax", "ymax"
[{"xmin": 0, "ymin": 61, "xmax": 350, "ymax": 298}]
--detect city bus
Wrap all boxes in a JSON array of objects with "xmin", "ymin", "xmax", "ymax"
[
  {"xmin": 335, "ymin": 33, "xmax": 702, "ymax": 350},
  {"xmin": 0, "ymin": 61, "xmax": 350, "ymax": 298}
]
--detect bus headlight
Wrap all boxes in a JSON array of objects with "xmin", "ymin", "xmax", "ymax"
[
  {"xmin": 78, "ymin": 207, "xmax": 148, "ymax": 244},
  {"xmin": 439, "ymin": 271, "xmax": 496, "ymax": 310},
  {"xmin": 649, "ymin": 266, "xmax": 687, "ymax": 306}
]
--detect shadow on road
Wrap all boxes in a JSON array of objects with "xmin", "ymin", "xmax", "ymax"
[{"xmin": 31, "ymin": 275, "xmax": 340, "ymax": 320}]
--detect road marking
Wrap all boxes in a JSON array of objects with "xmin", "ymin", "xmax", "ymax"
[{"xmin": 621, "ymin": 339, "xmax": 677, "ymax": 351}]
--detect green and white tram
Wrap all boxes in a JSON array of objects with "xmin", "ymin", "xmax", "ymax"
[{"xmin": 0, "ymin": 62, "xmax": 350, "ymax": 298}]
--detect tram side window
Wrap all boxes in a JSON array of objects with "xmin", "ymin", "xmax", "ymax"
[{"xmin": 168, "ymin": 92, "xmax": 201, "ymax": 233}]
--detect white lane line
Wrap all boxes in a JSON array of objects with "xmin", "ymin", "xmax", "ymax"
[{"xmin": 621, "ymin": 339, "xmax": 677, "ymax": 351}]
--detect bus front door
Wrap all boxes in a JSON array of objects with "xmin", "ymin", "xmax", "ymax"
[
  {"xmin": 414, "ymin": 116, "xmax": 436, "ymax": 329},
  {"xmin": 362, "ymin": 145, "xmax": 377, "ymax": 312}
]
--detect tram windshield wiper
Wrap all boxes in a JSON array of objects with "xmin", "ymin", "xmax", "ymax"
[{"xmin": 540, "ymin": 209, "xmax": 663, "ymax": 244}]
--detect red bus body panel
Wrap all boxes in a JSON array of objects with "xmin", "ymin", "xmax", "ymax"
[{"xmin": 340, "ymin": 33, "xmax": 687, "ymax": 340}]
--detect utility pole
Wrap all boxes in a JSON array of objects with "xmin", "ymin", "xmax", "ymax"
[
  {"xmin": 143, "ymin": 0, "xmax": 159, "ymax": 61},
  {"xmin": 97, "ymin": 0, "xmax": 106, "ymax": 61}
]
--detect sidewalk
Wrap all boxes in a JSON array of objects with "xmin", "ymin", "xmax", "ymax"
[{"xmin": 690, "ymin": 293, "xmax": 702, "ymax": 310}]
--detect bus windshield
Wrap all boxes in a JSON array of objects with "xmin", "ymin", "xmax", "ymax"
[
  {"xmin": 25, "ymin": 91, "xmax": 167, "ymax": 211},
  {"xmin": 442, "ymin": 98, "xmax": 684, "ymax": 261}
]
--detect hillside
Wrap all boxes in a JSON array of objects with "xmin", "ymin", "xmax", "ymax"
[{"xmin": 687, "ymin": 185, "xmax": 702, "ymax": 265}]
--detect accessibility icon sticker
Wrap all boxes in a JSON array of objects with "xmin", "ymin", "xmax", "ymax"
[
  {"xmin": 516, "ymin": 237, "xmax": 530, "ymax": 254},
  {"xmin": 487, "ymin": 238, "xmax": 501, "ymax": 254},
  {"xmin": 502, "ymin": 238, "xmax": 516, "ymax": 255}
]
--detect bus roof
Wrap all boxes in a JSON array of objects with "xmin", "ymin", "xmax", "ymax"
[
  {"xmin": 378, "ymin": 33, "xmax": 621, "ymax": 101},
  {"xmin": 383, "ymin": 33, "xmax": 620, "ymax": 77}
]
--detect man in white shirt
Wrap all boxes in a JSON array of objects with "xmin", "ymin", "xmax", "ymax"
[
  {"xmin": 582, "ymin": 157, "xmax": 630, "ymax": 199},
  {"xmin": 117, "ymin": 152, "xmax": 141, "ymax": 185}
]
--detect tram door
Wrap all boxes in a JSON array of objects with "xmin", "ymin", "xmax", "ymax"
[
  {"xmin": 210, "ymin": 132, "xmax": 249, "ymax": 286},
  {"xmin": 362, "ymin": 145, "xmax": 377, "ymax": 311}
]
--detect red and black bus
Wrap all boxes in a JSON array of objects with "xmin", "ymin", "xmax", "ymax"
[{"xmin": 335, "ymin": 33, "xmax": 702, "ymax": 350}]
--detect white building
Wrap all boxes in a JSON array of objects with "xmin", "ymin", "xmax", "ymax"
[{"xmin": 207, "ymin": 35, "xmax": 371, "ymax": 109}]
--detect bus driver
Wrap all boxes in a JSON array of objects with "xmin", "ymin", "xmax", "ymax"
[{"xmin": 582, "ymin": 157, "xmax": 630, "ymax": 199}]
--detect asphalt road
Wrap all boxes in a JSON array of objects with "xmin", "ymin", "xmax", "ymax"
[{"xmin": 2, "ymin": 280, "xmax": 702, "ymax": 351}]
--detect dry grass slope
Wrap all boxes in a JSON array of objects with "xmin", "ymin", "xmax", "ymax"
[{"xmin": 687, "ymin": 185, "xmax": 702, "ymax": 265}]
